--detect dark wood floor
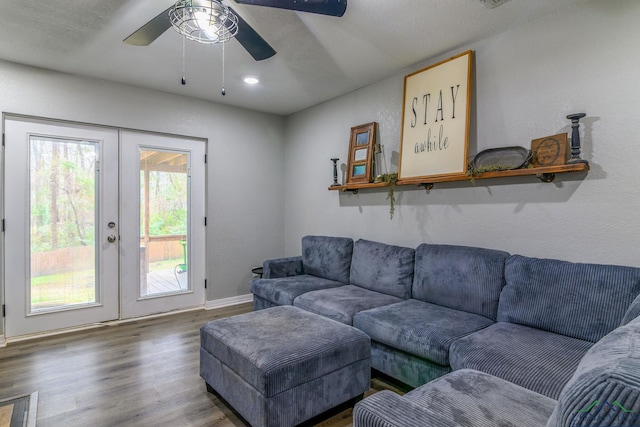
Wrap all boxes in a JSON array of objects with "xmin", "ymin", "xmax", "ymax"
[{"xmin": 0, "ymin": 303, "xmax": 408, "ymax": 426}]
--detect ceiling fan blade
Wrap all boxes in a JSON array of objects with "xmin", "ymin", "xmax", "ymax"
[
  {"xmin": 123, "ymin": 6, "xmax": 173, "ymax": 46},
  {"xmin": 234, "ymin": 0, "xmax": 347, "ymax": 17},
  {"xmin": 232, "ymin": 7, "xmax": 277, "ymax": 61}
]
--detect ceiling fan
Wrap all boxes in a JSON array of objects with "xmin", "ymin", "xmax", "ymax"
[{"xmin": 123, "ymin": 0, "xmax": 348, "ymax": 61}]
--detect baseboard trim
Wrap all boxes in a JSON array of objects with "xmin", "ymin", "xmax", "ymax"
[
  {"xmin": 6, "ymin": 323, "xmax": 108, "ymax": 344},
  {"xmin": 205, "ymin": 294, "xmax": 252, "ymax": 310},
  {"xmin": 5, "ymin": 306, "xmax": 205, "ymax": 344},
  {"xmin": 2, "ymin": 297, "xmax": 252, "ymax": 345}
]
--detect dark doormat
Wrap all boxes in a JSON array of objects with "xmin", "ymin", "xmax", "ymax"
[{"xmin": 0, "ymin": 391, "xmax": 38, "ymax": 427}]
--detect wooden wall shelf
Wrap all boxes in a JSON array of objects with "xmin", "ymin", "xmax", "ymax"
[{"xmin": 328, "ymin": 163, "xmax": 589, "ymax": 193}]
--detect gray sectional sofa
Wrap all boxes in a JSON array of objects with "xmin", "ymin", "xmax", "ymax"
[
  {"xmin": 354, "ymin": 315, "xmax": 640, "ymax": 427},
  {"xmin": 249, "ymin": 235, "xmax": 640, "ymax": 426}
]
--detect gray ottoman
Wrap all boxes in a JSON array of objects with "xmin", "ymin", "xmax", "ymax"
[{"xmin": 200, "ymin": 305, "xmax": 371, "ymax": 427}]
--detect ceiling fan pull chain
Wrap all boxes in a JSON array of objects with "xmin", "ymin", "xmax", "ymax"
[
  {"xmin": 221, "ymin": 41, "xmax": 226, "ymax": 96},
  {"xmin": 181, "ymin": 33, "xmax": 187, "ymax": 85}
]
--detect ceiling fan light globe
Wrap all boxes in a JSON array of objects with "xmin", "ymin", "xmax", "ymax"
[
  {"xmin": 170, "ymin": 0, "xmax": 238, "ymax": 44},
  {"xmin": 194, "ymin": 10, "xmax": 211, "ymax": 25}
]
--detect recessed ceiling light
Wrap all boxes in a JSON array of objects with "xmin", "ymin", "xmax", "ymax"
[{"xmin": 244, "ymin": 77, "xmax": 259, "ymax": 85}]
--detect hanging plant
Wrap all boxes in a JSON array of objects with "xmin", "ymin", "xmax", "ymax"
[{"xmin": 381, "ymin": 173, "xmax": 398, "ymax": 219}]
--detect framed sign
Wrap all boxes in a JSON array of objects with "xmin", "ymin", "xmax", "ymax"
[
  {"xmin": 531, "ymin": 133, "xmax": 568, "ymax": 167},
  {"xmin": 399, "ymin": 50, "xmax": 473, "ymax": 181},
  {"xmin": 346, "ymin": 122, "xmax": 377, "ymax": 184}
]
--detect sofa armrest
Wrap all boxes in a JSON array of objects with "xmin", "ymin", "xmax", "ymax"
[
  {"xmin": 353, "ymin": 391, "xmax": 453, "ymax": 427},
  {"xmin": 620, "ymin": 292, "xmax": 640, "ymax": 326},
  {"xmin": 263, "ymin": 256, "xmax": 303, "ymax": 279}
]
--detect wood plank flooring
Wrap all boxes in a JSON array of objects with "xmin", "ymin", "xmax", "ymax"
[{"xmin": 0, "ymin": 303, "xmax": 408, "ymax": 426}]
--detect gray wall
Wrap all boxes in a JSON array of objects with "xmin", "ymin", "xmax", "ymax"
[
  {"xmin": 2, "ymin": 0, "xmax": 639, "ymax": 326},
  {"xmin": 0, "ymin": 60, "xmax": 286, "ymax": 303},
  {"xmin": 283, "ymin": 0, "xmax": 640, "ymax": 267}
]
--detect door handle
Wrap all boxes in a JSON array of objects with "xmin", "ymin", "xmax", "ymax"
[{"xmin": 107, "ymin": 235, "xmax": 117, "ymax": 243}]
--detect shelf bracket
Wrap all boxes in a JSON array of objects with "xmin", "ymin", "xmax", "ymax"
[
  {"xmin": 343, "ymin": 188, "xmax": 359, "ymax": 194},
  {"xmin": 537, "ymin": 173, "xmax": 556, "ymax": 183},
  {"xmin": 418, "ymin": 183, "xmax": 434, "ymax": 191}
]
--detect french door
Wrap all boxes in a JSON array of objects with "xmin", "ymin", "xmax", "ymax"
[
  {"xmin": 4, "ymin": 117, "xmax": 119, "ymax": 337},
  {"xmin": 119, "ymin": 130, "xmax": 205, "ymax": 319},
  {"xmin": 3, "ymin": 117, "xmax": 206, "ymax": 338}
]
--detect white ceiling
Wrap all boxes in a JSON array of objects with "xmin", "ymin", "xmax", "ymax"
[{"xmin": 0, "ymin": 0, "xmax": 586, "ymax": 116}]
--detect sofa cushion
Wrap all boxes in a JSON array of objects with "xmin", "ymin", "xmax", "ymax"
[
  {"xmin": 349, "ymin": 239, "xmax": 415, "ymax": 299},
  {"xmin": 353, "ymin": 369, "xmax": 556, "ymax": 427},
  {"xmin": 293, "ymin": 285, "xmax": 403, "ymax": 325},
  {"xmin": 301, "ymin": 235, "xmax": 353, "ymax": 284},
  {"xmin": 250, "ymin": 275, "xmax": 345, "ymax": 306},
  {"xmin": 405, "ymin": 369, "xmax": 557, "ymax": 427},
  {"xmin": 498, "ymin": 255, "xmax": 640, "ymax": 343},
  {"xmin": 546, "ymin": 316, "xmax": 640, "ymax": 427},
  {"xmin": 353, "ymin": 390, "xmax": 446, "ymax": 427},
  {"xmin": 354, "ymin": 299, "xmax": 494, "ymax": 366},
  {"xmin": 412, "ymin": 244, "xmax": 509, "ymax": 320},
  {"xmin": 450, "ymin": 322, "xmax": 593, "ymax": 399}
]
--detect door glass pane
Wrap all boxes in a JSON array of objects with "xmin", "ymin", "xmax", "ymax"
[
  {"xmin": 29, "ymin": 136, "xmax": 98, "ymax": 312},
  {"xmin": 139, "ymin": 149, "xmax": 189, "ymax": 297}
]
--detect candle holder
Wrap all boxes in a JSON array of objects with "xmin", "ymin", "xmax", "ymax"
[
  {"xmin": 373, "ymin": 143, "xmax": 383, "ymax": 182},
  {"xmin": 566, "ymin": 113, "xmax": 588, "ymax": 164},
  {"xmin": 330, "ymin": 158, "xmax": 340, "ymax": 187}
]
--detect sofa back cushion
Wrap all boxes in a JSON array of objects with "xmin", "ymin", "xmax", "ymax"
[
  {"xmin": 349, "ymin": 239, "xmax": 415, "ymax": 299},
  {"xmin": 546, "ymin": 316, "xmax": 640, "ymax": 427},
  {"xmin": 301, "ymin": 235, "xmax": 353, "ymax": 284},
  {"xmin": 498, "ymin": 255, "xmax": 640, "ymax": 343},
  {"xmin": 412, "ymin": 244, "xmax": 510, "ymax": 320}
]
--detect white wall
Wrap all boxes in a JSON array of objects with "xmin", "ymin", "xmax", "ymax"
[
  {"xmin": 284, "ymin": 0, "xmax": 640, "ymax": 267},
  {"xmin": 0, "ymin": 60, "xmax": 286, "ymax": 304}
]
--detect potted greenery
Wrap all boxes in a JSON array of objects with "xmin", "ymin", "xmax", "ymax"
[{"xmin": 381, "ymin": 173, "xmax": 398, "ymax": 219}]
